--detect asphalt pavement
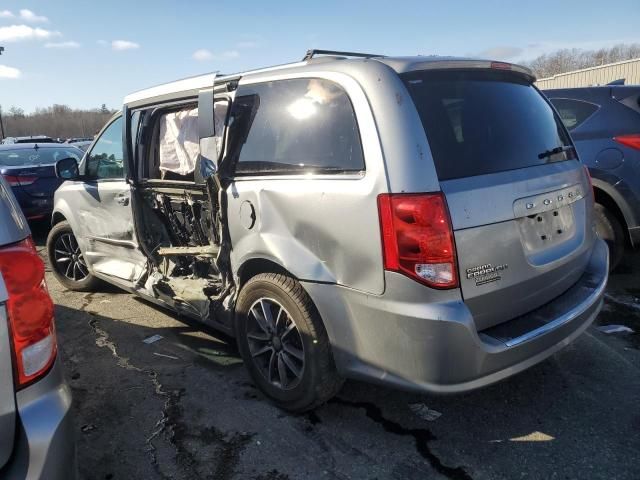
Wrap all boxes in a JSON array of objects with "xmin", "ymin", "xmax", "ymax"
[{"xmin": 32, "ymin": 224, "xmax": 640, "ymax": 480}]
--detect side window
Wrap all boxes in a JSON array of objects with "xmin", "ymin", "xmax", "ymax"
[
  {"xmin": 229, "ymin": 78, "xmax": 364, "ymax": 175},
  {"xmin": 550, "ymin": 98, "xmax": 599, "ymax": 131},
  {"xmin": 85, "ymin": 117, "xmax": 124, "ymax": 179}
]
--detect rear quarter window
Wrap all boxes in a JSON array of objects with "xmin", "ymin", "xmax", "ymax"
[
  {"xmin": 403, "ymin": 70, "xmax": 573, "ymax": 181},
  {"xmin": 549, "ymin": 98, "xmax": 600, "ymax": 130},
  {"xmin": 228, "ymin": 78, "xmax": 364, "ymax": 176}
]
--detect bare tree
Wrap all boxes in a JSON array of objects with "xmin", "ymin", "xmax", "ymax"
[
  {"xmin": 525, "ymin": 43, "xmax": 640, "ymax": 78},
  {"xmin": 2, "ymin": 104, "xmax": 116, "ymax": 139}
]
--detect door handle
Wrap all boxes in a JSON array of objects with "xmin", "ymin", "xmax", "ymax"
[{"xmin": 116, "ymin": 196, "xmax": 130, "ymax": 206}]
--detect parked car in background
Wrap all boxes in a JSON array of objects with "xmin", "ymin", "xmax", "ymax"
[
  {"xmin": 545, "ymin": 85, "xmax": 640, "ymax": 269},
  {"xmin": 0, "ymin": 143, "xmax": 83, "ymax": 220},
  {"xmin": 48, "ymin": 52, "xmax": 608, "ymax": 411},
  {"xmin": 2, "ymin": 136, "xmax": 56, "ymax": 144},
  {"xmin": 70, "ymin": 140, "xmax": 92, "ymax": 152},
  {"xmin": 0, "ymin": 176, "xmax": 76, "ymax": 479}
]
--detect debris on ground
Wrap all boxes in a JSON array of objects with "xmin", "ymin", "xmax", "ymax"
[
  {"xmin": 81, "ymin": 424, "xmax": 96, "ymax": 433},
  {"xmin": 597, "ymin": 325, "xmax": 635, "ymax": 334},
  {"xmin": 142, "ymin": 334, "xmax": 164, "ymax": 344},
  {"xmin": 153, "ymin": 352, "xmax": 179, "ymax": 360},
  {"xmin": 408, "ymin": 402, "xmax": 442, "ymax": 421}
]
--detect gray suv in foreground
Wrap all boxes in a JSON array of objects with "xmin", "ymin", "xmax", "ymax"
[
  {"xmin": 0, "ymin": 177, "xmax": 76, "ymax": 479},
  {"xmin": 48, "ymin": 51, "xmax": 608, "ymax": 411}
]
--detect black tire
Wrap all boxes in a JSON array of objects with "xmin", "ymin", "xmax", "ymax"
[
  {"xmin": 46, "ymin": 221, "xmax": 101, "ymax": 292},
  {"xmin": 235, "ymin": 273, "xmax": 344, "ymax": 412},
  {"xmin": 594, "ymin": 203, "xmax": 625, "ymax": 271}
]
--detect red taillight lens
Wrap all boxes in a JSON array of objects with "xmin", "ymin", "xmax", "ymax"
[
  {"xmin": 0, "ymin": 237, "xmax": 56, "ymax": 389},
  {"xmin": 1, "ymin": 175, "xmax": 37, "ymax": 187},
  {"xmin": 614, "ymin": 134, "xmax": 640, "ymax": 150},
  {"xmin": 378, "ymin": 193, "xmax": 458, "ymax": 289}
]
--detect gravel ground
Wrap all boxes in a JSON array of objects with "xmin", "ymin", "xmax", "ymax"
[{"xmin": 32, "ymin": 224, "xmax": 640, "ymax": 480}]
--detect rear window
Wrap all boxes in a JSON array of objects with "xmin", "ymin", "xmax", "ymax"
[
  {"xmin": 0, "ymin": 147, "xmax": 82, "ymax": 167},
  {"xmin": 402, "ymin": 70, "xmax": 573, "ymax": 181},
  {"xmin": 549, "ymin": 98, "xmax": 600, "ymax": 130}
]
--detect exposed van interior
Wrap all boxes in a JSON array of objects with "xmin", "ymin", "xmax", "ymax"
[{"xmin": 133, "ymin": 103, "xmax": 231, "ymax": 329}]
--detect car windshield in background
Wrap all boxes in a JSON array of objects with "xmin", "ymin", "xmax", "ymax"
[
  {"xmin": 0, "ymin": 147, "xmax": 82, "ymax": 167},
  {"xmin": 402, "ymin": 69, "xmax": 574, "ymax": 181}
]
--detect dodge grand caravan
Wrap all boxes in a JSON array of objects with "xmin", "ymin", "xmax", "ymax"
[{"xmin": 47, "ymin": 50, "xmax": 608, "ymax": 411}]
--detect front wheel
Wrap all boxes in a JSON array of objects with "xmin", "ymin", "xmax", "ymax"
[
  {"xmin": 235, "ymin": 273, "xmax": 343, "ymax": 412},
  {"xmin": 46, "ymin": 221, "xmax": 101, "ymax": 291}
]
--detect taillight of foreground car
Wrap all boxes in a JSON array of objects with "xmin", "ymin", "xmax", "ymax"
[
  {"xmin": 614, "ymin": 134, "xmax": 640, "ymax": 150},
  {"xmin": 0, "ymin": 237, "xmax": 56, "ymax": 389},
  {"xmin": 378, "ymin": 193, "xmax": 459, "ymax": 289},
  {"xmin": 0, "ymin": 175, "xmax": 38, "ymax": 187}
]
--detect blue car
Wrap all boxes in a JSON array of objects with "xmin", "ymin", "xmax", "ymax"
[
  {"xmin": 545, "ymin": 85, "xmax": 640, "ymax": 269},
  {"xmin": 0, "ymin": 143, "xmax": 83, "ymax": 221}
]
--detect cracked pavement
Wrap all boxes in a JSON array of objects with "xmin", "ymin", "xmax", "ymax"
[{"xmin": 32, "ymin": 225, "xmax": 640, "ymax": 480}]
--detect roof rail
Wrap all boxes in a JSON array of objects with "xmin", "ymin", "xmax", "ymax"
[{"xmin": 302, "ymin": 49, "xmax": 384, "ymax": 61}]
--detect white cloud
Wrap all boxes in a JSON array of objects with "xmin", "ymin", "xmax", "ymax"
[
  {"xmin": 0, "ymin": 65, "xmax": 21, "ymax": 79},
  {"xmin": 19, "ymin": 9, "xmax": 48, "ymax": 23},
  {"xmin": 111, "ymin": 40, "xmax": 139, "ymax": 51},
  {"xmin": 192, "ymin": 48, "xmax": 213, "ymax": 61},
  {"xmin": 0, "ymin": 25, "xmax": 60, "ymax": 42},
  {"xmin": 193, "ymin": 49, "xmax": 239, "ymax": 61},
  {"xmin": 0, "ymin": 10, "xmax": 14, "ymax": 19},
  {"xmin": 45, "ymin": 41, "xmax": 80, "ymax": 49}
]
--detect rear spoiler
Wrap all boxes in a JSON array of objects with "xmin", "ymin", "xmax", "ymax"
[{"xmin": 405, "ymin": 60, "xmax": 536, "ymax": 83}]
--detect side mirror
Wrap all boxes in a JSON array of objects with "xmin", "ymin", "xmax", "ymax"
[{"xmin": 55, "ymin": 157, "xmax": 80, "ymax": 180}]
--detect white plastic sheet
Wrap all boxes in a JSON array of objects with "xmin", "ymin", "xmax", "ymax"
[{"xmin": 159, "ymin": 108, "xmax": 199, "ymax": 176}]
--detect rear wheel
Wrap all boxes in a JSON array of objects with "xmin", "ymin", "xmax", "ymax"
[
  {"xmin": 594, "ymin": 203, "xmax": 624, "ymax": 271},
  {"xmin": 46, "ymin": 221, "xmax": 101, "ymax": 291},
  {"xmin": 235, "ymin": 273, "xmax": 343, "ymax": 412}
]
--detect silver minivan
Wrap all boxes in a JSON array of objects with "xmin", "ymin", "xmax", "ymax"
[
  {"xmin": 47, "ymin": 51, "xmax": 608, "ymax": 411},
  {"xmin": 0, "ymin": 176, "xmax": 76, "ymax": 479}
]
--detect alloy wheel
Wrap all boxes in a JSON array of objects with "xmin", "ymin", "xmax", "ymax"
[
  {"xmin": 246, "ymin": 298, "xmax": 305, "ymax": 390},
  {"xmin": 53, "ymin": 233, "xmax": 89, "ymax": 282}
]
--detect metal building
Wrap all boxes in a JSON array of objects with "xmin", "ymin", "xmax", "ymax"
[{"xmin": 535, "ymin": 58, "xmax": 640, "ymax": 89}]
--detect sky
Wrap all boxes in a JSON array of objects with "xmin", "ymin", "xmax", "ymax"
[{"xmin": 0, "ymin": 0, "xmax": 638, "ymax": 113}]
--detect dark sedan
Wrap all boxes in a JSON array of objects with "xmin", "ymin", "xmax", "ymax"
[{"xmin": 0, "ymin": 143, "xmax": 83, "ymax": 220}]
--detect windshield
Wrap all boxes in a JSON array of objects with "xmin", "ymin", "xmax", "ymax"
[
  {"xmin": 402, "ymin": 70, "xmax": 574, "ymax": 181},
  {"xmin": 0, "ymin": 147, "xmax": 82, "ymax": 167}
]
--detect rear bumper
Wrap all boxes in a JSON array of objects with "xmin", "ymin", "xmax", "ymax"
[
  {"xmin": 303, "ymin": 238, "xmax": 608, "ymax": 394},
  {"xmin": 1, "ymin": 358, "xmax": 76, "ymax": 480}
]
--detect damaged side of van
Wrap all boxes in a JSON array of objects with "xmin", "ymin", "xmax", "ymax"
[{"xmin": 48, "ymin": 52, "xmax": 609, "ymax": 411}]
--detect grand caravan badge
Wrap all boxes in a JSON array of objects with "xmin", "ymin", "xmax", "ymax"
[{"xmin": 466, "ymin": 263, "xmax": 508, "ymax": 286}]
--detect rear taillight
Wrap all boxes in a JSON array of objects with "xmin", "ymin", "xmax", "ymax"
[
  {"xmin": 0, "ymin": 237, "xmax": 56, "ymax": 389},
  {"xmin": 378, "ymin": 193, "xmax": 458, "ymax": 289},
  {"xmin": 1, "ymin": 175, "xmax": 37, "ymax": 187},
  {"xmin": 613, "ymin": 134, "xmax": 640, "ymax": 150}
]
